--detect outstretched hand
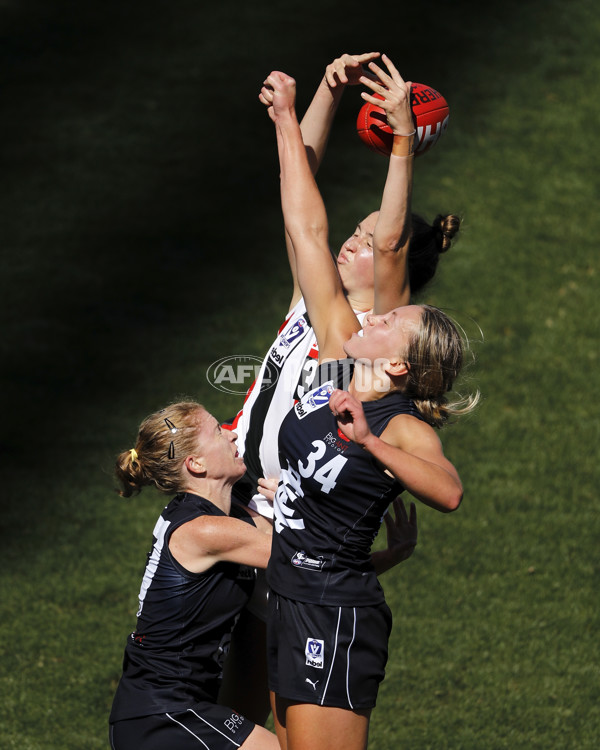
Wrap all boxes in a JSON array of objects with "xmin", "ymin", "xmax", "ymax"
[
  {"xmin": 259, "ymin": 70, "xmax": 297, "ymax": 123},
  {"xmin": 383, "ymin": 496, "xmax": 418, "ymax": 563},
  {"xmin": 359, "ymin": 53, "xmax": 414, "ymax": 136}
]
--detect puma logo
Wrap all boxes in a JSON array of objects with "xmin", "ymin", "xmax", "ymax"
[{"xmin": 305, "ymin": 678, "xmax": 319, "ymax": 690}]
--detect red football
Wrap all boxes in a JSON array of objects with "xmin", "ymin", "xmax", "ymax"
[{"xmin": 356, "ymin": 82, "xmax": 449, "ymax": 157}]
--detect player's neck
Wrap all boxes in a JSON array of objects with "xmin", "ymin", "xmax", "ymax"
[
  {"xmin": 349, "ymin": 363, "xmax": 392, "ymax": 402},
  {"xmin": 183, "ymin": 478, "xmax": 233, "ymax": 515},
  {"xmin": 345, "ymin": 291, "xmax": 372, "ymax": 314}
]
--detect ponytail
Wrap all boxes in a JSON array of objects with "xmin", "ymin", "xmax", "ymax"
[
  {"xmin": 405, "ymin": 305, "xmax": 479, "ymax": 428},
  {"xmin": 408, "ymin": 213, "xmax": 461, "ymax": 294}
]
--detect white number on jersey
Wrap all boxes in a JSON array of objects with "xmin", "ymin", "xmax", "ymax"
[
  {"xmin": 274, "ymin": 461, "xmax": 305, "ymax": 534},
  {"xmin": 274, "ymin": 441, "xmax": 348, "ymax": 533},
  {"xmin": 136, "ymin": 515, "xmax": 171, "ymax": 616}
]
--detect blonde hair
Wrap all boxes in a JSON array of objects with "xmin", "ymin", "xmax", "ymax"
[
  {"xmin": 115, "ymin": 402, "xmax": 207, "ymax": 498},
  {"xmin": 404, "ymin": 305, "xmax": 479, "ymax": 428}
]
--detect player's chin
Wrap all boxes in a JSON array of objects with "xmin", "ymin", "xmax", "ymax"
[{"xmin": 342, "ymin": 338, "xmax": 356, "ymax": 359}]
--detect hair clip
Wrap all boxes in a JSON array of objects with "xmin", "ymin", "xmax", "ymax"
[
  {"xmin": 164, "ymin": 418, "xmax": 178, "ymax": 434},
  {"xmin": 168, "ymin": 441, "xmax": 175, "ymax": 459}
]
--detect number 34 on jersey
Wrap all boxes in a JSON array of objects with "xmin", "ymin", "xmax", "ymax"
[{"xmin": 273, "ymin": 439, "xmax": 348, "ymax": 534}]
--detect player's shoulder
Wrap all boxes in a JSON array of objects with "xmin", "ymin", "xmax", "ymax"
[{"xmin": 383, "ymin": 412, "xmax": 439, "ymax": 449}]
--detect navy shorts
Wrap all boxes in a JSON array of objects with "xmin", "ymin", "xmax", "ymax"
[
  {"xmin": 267, "ymin": 592, "xmax": 392, "ymax": 710},
  {"xmin": 109, "ymin": 702, "xmax": 255, "ymax": 750}
]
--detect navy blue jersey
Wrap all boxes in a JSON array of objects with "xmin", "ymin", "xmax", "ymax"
[
  {"xmin": 267, "ymin": 360, "xmax": 423, "ymax": 607},
  {"xmin": 226, "ymin": 301, "xmax": 367, "ymax": 518},
  {"xmin": 110, "ymin": 494, "xmax": 256, "ymax": 723}
]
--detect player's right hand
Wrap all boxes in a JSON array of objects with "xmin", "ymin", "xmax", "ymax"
[{"xmin": 259, "ymin": 71, "xmax": 296, "ymax": 122}]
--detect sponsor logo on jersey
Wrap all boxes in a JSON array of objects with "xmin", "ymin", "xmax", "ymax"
[
  {"xmin": 323, "ymin": 430, "xmax": 351, "ymax": 453},
  {"xmin": 291, "ymin": 550, "xmax": 325, "ymax": 571},
  {"xmin": 305, "ymin": 677, "xmax": 319, "ymax": 690},
  {"xmin": 305, "ymin": 637, "xmax": 325, "ymax": 668},
  {"xmin": 294, "ymin": 382, "xmax": 334, "ymax": 420},
  {"xmin": 224, "ymin": 713, "xmax": 244, "ymax": 734}
]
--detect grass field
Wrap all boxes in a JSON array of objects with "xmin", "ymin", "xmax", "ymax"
[{"xmin": 1, "ymin": 0, "xmax": 598, "ymax": 748}]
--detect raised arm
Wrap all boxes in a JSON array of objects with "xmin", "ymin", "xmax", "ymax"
[
  {"xmin": 259, "ymin": 71, "xmax": 360, "ymax": 360},
  {"xmin": 285, "ymin": 53, "xmax": 381, "ymax": 310},
  {"xmin": 360, "ymin": 55, "xmax": 416, "ymax": 313}
]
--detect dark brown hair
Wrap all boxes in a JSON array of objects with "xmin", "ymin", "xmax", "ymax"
[{"xmin": 408, "ymin": 213, "xmax": 461, "ymax": 294}]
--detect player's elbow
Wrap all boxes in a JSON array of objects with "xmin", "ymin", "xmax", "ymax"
[
  {"xmin": 374, "ymin": 234, "xmax": 404, "ymax": 255},
  {"xmin": 441, "ymin": 486, "xmax": 463, "ymax": 513}
]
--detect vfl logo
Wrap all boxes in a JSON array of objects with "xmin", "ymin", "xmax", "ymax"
[
  {"xmin": 305, "ymin": 678, "xmax": 319, "ymax": 691},
  {"xmin": 283, "ymin": 318, "xmax": 307, "ymax": 346},
  {"xmin": 269, "ymin": 316, "xmax": 309, "ymax": 366},
  {"xmin": 305, "ymin": 637, "xmax": 325, "ymax": 669},
  {"xmin": 295, "ymin": 382, "xmax": 334, "ymax": 420}
]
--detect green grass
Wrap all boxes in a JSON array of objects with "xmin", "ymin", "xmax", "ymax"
[{"xmin": 1, "ymin": 0, "xmax": 599, "ymax": 747}]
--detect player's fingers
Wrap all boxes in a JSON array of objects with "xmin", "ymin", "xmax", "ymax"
[
  {"xmin": 328, "ymin": 390, "xmax": 344, "ymax": 415},
  {"xmin": 383, "ymin": 509, "xmax": 395, "ymax": 533},
  {"xmin": 265, "ymin": 70, "xmax": 291, "ymax": 89},
  {"xmin": 367, "ymin": 61, "xmax": 392, "ymax": 86},
  {"xmin": 359, "ymin": 70, "xmax": 380, "ymax": 84},
  {"xmin": 258, "ymin": 94, "xmax": 274, "ymax": 109},
  {"xmin": 380, "ymin": 54, "xmax": 407, "ymax": 85},
  {"xmin": 394, "ymin": 497, "xmax": 408, "ymax": 523},
  {"xmin": 334, "ymin": 66, "xmax": 349, "ymax": 85},
  {"xmin": 372, "ymin": 59, "xmax": 410, "ymax": 98},
  {"xmin": 258, "ymin": 476, "xmax": 278, "ymax": 492},
  {"xmin": 354, "ymin": 52, "xmax": 381, "ymax": 64},
  {"xmin": 360, "ymin": 91, "xmax": 389, "ymax": 107},
  {"xmin": 409, "ymin": 502, "xmax": 417, "ymax": 526}
]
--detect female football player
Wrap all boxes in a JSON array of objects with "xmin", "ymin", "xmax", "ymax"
[
  {"xmin": 220, "ymin": 51, "xmax": 458, "ymax": 726},
  {"xmin": 259, "ymin": 56, "xmax": 478, "ymax": 750},
  {"xmin": 108, "ymin": 402, "xmax": 278, "ymax": 750}
]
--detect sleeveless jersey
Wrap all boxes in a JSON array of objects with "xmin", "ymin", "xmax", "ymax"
[
  {"xmin": 266, "ymin": 360, "xmax": 423, "ymax": 607},
  {"xmin": 109, "ymin": 494, "xmax": 256, "ymax": 722},
  {"xmin": 226, "ymin": 298, "xmax": 367, "ymax": 517}
]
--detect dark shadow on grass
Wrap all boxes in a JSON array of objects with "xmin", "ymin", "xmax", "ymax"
[{"xmin": 0, "ymin": 0, "xmax": 552, "ymax": 545}]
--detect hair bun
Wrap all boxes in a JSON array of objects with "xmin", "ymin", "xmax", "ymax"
[{"xmin": 433, "ymin": 214, "xmax": 461, "ymax": 253}]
